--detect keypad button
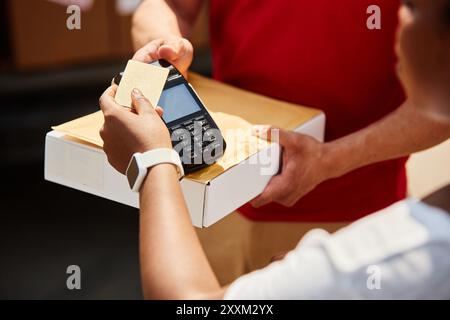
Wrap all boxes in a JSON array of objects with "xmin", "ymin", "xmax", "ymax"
[
  {"xmin": 172, "ymin": 128, "xmax": 190, "ymax": 141},
  {"xmin": 208, "ymin": 142, "xmax": 224, "ymax": 155},
  {"xmin": 204, "ymin": 141, "xmax": 222, "ymax": 157},
  {"xmin": 194, "ymin": 119, "xmax": 208, "ymax": 127},
  {"xmin": 191, "ymin": 152, "xmax": 201, "ymax": 164},
  {"xmin": 170, "ymin": 125, "xmax": 182, "ymax": 132},
  {"xmin": 193, "ymin": 142, "xmax": 203, "ymax": 151},
  {"xmin": 204, "ymin": 129, "xmax": 220, "ymax": 141},
  {"xmin": 170, "ymin": 117, "xmax": 225, "ymax": 169},
  {"xmin": 184, "ymin": 145, "xmax": 193, "ymax": 153},
  {"xmin": 210, "ymin": 141, "xmax": 223, "ymax": 149},
  {"xmin": 172, "ymin": 139, "xmax": 187, "ymax": 150}
]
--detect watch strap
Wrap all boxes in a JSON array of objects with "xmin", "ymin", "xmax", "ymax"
[{"xmin": 140, "ymin": 148, "xmax": 185, "ymax": 180}]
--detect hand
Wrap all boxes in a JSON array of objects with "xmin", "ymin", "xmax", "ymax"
[
  {"xmin": 132, "ymin": 36, "xmax": 194, "ymax": 78},
  {"xmin": 250, "ymin": 126, "xmax": 330, "ymax": 208},
  {"xmin": 99, "ymin": 86, "xmax": 171, "ymax": 175}
]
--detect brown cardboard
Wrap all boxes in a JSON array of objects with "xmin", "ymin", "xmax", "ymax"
[
  {"xmin": 47, "ymin": 73, "xmax": 325, "ymax": 227},
  {"xmin": 8, "ymin": 0, "xmax": 111, "ymax": 70}
]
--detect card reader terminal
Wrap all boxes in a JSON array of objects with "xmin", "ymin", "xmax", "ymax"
[{"xmin": 113, "ymin": 60, "xmax": 226, "ymax": 174}]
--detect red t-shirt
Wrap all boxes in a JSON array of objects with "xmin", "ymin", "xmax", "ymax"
[{"xmin": 209, "ymin": 0, "xmax": 407, "ymax": 222}]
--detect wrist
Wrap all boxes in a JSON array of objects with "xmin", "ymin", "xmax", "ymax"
[
  {"xmin": 141, "ymin": 142, "xmax": 172, "ymax": 152},
  {"xmin": 146, "ymin": 162, "xmax": 179, "ymax": 181},
  {"xmin": 320, "ymin": 141, "xmax": 353, "ymax": 181},
  {"xmin": 140, "ymin": 162, "xmax": 179, "ymax": 198},
  {"xmin": 140, "ymin": 133, "xmax": 172, "ymax": 152},
  {"xmin": 127, "ymin": 148, "xmax": 184, "ymax": 192}
]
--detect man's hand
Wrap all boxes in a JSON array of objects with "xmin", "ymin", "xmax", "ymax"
[
  {"xmin": 133, "ymin": 36, "xmax": 194, "ymax": 78},
  {"xmin": 99, "ymin": 86, "xmax": 171, "ymax": 175},
  {"xmin": 250, "ymin": 126, "xmax": 330, "ymax": 208}
]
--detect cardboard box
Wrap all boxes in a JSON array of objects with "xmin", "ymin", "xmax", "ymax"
[
  {"xmin": 7, "ymin": 0, "xmax": 136, "ymax": 70},
  {"xmin": 8, "ymin": 0, "xmax": 112, "ymax": 70},
  {"xmin": 45, "ymin": 74, "xmax": 325, "ymax": 227}
]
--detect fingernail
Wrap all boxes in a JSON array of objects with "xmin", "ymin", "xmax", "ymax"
[{"xmin": 132, "ymin": 88, "xmax": 142, "ymax": 97}]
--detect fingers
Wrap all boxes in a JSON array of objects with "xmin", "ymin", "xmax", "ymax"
[
  {"xmin": 99, "ymin": 86, "xmax": 120, "ymax": 115},
  {"xmin": 110, "ymin": 84, "xmax": 118, "ymax": 94},
  {"xmin": 250, "ymin": 175, "xmax": 287, "ymax": 208},
  {"xmin": 131, "ymin": 88, "xmax": 156, "ymax": 115},
  {"xmin": 101, "ymin": 85, "xmax": 159, "ymax": 118},
  {"xmin": 155, "ymin": 106, "xmax": 164, "ymax": 118},
  {"xmin": 158, "ymin": 38, "xmax": 188, "ymax": 61},
  {"xmin": 132, "ymin": 39, "xmax": 165, "ymax": 63},
  {"xmin": 250, "ymin": 150, "xmax": 299, "ymax": 207},
  {"xmin": 132, "ymin": 38, "xmax": 190, "ymax": 63}
]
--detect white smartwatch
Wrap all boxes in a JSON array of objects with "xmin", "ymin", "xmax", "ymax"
[{"xmin": 126, "ymin": 148, "xmax": 185, "ymax": 192}]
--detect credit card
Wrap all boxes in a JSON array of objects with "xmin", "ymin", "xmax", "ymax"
[{"xmin": 115, "ymin": 60, "xmax": 169, "ymax": 108}]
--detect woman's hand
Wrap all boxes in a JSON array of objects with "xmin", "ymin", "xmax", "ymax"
[{"xmin": 99, "ymin": 86, "xmax": 171, "ymax": 175}]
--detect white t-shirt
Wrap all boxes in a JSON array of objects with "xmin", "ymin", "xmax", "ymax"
[{"xmin": 224, "ymin": 199, "xmax": 450, "ymax": 299}]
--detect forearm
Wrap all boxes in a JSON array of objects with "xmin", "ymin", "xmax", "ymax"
[
  {"xmin": 322, "ymin": 101, "xmax": 450, "ymax": 180},
  {"xmin": 132, "ymin": 0, "xmax": 201, "ymax": 49},
  {"xmin": 132, "ymin": 0, "xmax": 182, "ymax": 49},
  {"xmin": 139, "ymin": 164, "xmax": 222, "ymax": 299}
]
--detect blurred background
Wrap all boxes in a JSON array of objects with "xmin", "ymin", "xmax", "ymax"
[{"xmin": 0, "ymin": 0, "xmax": 448, "ymax": 300}]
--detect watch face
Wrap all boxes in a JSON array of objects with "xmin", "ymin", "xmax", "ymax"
[{"xmin": 126, "ymin": 156, "xmax": 140, "ymax": 189}]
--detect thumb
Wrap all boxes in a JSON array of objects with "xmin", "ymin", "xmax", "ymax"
[
  {"xmin": 132, "ymin": 39, "xmax": 164, "ymax": 63},
  {"xmin": 158, "ymin": 38, "xmax": 188, "ymax": 61},
  {"xmin": 99, "ymin": 85, "xmax": 120, "ymax": 114},
  {"xmin": 131, "ymin": 88, "xmax": 156, "ymax": 115},
  {"xmin": 155, "ymin": 106, "xmax": 164, "ymax": 118}
]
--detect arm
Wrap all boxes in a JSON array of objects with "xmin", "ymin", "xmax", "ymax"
[
  {"xmin": 131, "ymin": 0, "xmax": 203, "ymax": 76},
  {"xmin": 322, "ymin": 101, "xmax": 450, "ymax": 181},
  {"xmin": 422, "ymin": 185, "xmax": 450, "ymax": 213},
  {"xmin": 252, "ymin": 101, "xmax": 450, "ymax": 207},
  {"xmin": 99, "ymin": 87, "xmax": 225, "ymax": 299},
  {"xmin": 132, "ymin": 0, "xmax": 203, "ymax": 48},
  {"xmin": 139, "ymin": 164, "xmax": 225, "ymax": 299},
  {"xmin": 98, "ymin": 88, "xmax": 450, "ymax": 300}
]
